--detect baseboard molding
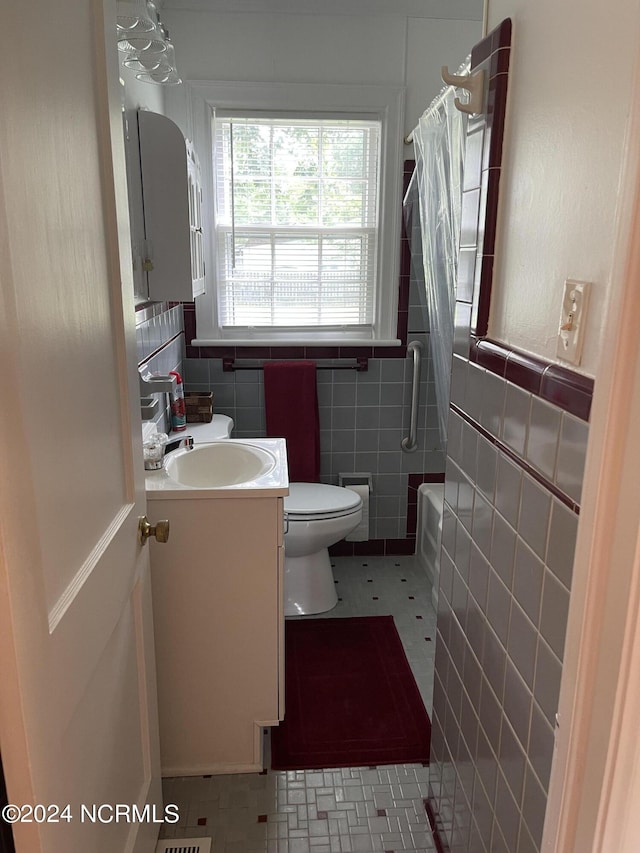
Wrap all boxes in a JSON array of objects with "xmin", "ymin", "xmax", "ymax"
[{"xmin": 161, "ymin": 761, "xmax": 262, "ymax": 777}]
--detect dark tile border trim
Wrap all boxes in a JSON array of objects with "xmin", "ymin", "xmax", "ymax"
[
  {"xmin": 541, "ymin": 363, "xmax": 594, "ymax": 422},
  {"xmin": 468, "ymin": 19, "xmax": 512, "ymax": 340},
  {"xmin": 188, "ymin": 343, "xmax": 409, "ymax": 360},
  {"xmin": 137, "ymin": 331, "xmax": 184, "ymax": 370},
  {"xmin": 471, "ymin": 336, "xmax": 594, "ymax": 421},
  {"xmin": 457, "ymin": 19, "xmax": 594, "ymax": 425},
  {"xmin": 424, "ymin": 798, "xmax": 448, "ymax": 853},
  {"xmin": 329, "ymin": 538, "xmax": 416, "ymax": 557},
  {"xmin": 450, "ymin": 401, "xmax": 581, "ymax": 513},
  {"xmin": 408, "ymin": 473, "xmax": 446, "ymax": 489}
]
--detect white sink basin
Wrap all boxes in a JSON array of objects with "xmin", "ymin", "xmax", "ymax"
[{"xmin": 164, "ymin": 441, "xmax": 277, "ymax": 488}]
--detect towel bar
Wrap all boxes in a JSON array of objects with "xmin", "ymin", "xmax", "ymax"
[{"xmin": 223, "ymin": 357, "xmax": 368, "ymax": 372}]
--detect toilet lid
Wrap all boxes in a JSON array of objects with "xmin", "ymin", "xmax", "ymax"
[{"xmin": 284, "ymin": 482, "xmax": 362, "ymax": 518}]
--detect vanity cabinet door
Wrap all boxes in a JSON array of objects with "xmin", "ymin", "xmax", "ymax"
[{"xmin": 149, "ymin": 494, "xmax": 283, "ymax": 775}]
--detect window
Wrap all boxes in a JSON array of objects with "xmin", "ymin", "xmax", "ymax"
[
  {"xmin": 214, "ymin": 116, "xmax": 380, "ymax": 331},
  {"xmin": 187, "ymin": 81, "xmax": 405, "ymax": 345}
]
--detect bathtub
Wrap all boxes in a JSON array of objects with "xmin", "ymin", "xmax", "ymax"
[{"xmin": 416, "ymin": 483, "xmax": 444, "ymax": 610}]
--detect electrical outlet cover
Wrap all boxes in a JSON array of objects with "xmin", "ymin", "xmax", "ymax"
[{"xmin": 556, "ymin": 279, "xmax": 591, "ymax": 365}]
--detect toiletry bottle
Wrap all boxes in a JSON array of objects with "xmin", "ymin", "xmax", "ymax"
[{"xmin": 169, "ymin": 370, "xmax": 187, "ymax": 431}]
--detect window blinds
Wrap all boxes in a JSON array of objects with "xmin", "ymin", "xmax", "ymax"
[{"xmin": 213, "ymin": 116, "xmax": 381, "ymax": 329}]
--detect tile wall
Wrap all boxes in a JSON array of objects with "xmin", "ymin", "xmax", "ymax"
[
  {"xmin": 427, "ymin": 18, "xmax": 593, "ymax": 853},
  {"xmin": 429, "ymin": 360, "xmax": 587, "ymax": 853},
  {"xmin": 182, "ymin": 271, "xmax": 445, "ymax": 548},
  {"xmin": 133, "ymin": 157, "xmax": 445, "ymax": 552},
  {"xmin": 181, "ymin": 159, "xmax": 446, "ymax": 553},
  {"xmin": 136, "ymin": 302, "xmax": 185, "ymax": 434}
]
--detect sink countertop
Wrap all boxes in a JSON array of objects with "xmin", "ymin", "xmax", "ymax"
[{"xmin": 145, "ymin": 437, "xmax": 289, "ymax": 500}]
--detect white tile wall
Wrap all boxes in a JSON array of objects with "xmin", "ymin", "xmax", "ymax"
[
  {"xmin": 431, "ymin": 359, "xmax": 589, "ymax": 852},
  {"xmin": 181, "ymin": 353, "xmax": 445, "ymax": 542},
  {"xmin": 136, "ymin": 304, "xmax": 185, "ymax": 434}
]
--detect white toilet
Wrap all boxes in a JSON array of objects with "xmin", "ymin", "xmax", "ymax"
[
  {"xmin": 283, "ymin": 482, "xmax": 362, "ymax": 616},
  {"xmin": 165, "ymin": 415, "xmax": 363, "ymax": 617}
]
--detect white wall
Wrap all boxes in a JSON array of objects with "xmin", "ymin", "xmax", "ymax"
[
  {"xmin": 164, "ymin": 0, "xmax": 482, "ymax": 18},
  {"xmin": 405, "ymin": 18, "xmax": 483, "ymax": 136},
  {"xmin": 161, "ymin": 8, "xmax": 482, "ymax": 145},
  {"xmin": 485, "ymin": 0, "xmax": 640, "ymax": 377}
]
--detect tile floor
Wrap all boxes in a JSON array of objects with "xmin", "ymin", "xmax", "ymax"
[{"xmin": 159, "ymin": 555, "xmax": 438, "ymax": 853}]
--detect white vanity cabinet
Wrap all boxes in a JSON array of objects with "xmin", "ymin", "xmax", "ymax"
[
  {"xmin": 137, "ymin": 109, "xmax": 205, "ymax": 301},
  {"xmin": 147, "ymin": 489, "xmax": 286, "ymax": 776}
]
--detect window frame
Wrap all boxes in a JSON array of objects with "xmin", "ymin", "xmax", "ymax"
[{"xmin": 187, "ymin": 80, "xmax": 405, "ymax": 346}]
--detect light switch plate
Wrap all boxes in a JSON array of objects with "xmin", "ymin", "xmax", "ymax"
[{"xmin": 556, "ymin": 280, "xmax": 591, "ymax": 365}]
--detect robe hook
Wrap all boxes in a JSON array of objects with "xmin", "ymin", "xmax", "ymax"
[{"xmin": 441, "ymin": 65, "xmax": 485, "ymax": 115}]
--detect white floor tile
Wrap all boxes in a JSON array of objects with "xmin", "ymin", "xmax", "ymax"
[{"xmin": 160, "ymin": 556, "xmax": 437, "ymax": 853}]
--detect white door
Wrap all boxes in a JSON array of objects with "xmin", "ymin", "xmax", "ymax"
[{"xmin": 0, "ymin": 2, "xmax": 163, "ymax": 852}]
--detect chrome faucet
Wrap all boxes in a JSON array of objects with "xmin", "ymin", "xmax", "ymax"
[
  {"xmin": 164, "ymin": 435, "xmax": 194, "ymax": 456},
  {"xmin": 144, "ymin": 434, "xmax": 194, "ymax": 470}
]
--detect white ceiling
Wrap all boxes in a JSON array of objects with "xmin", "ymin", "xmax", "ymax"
[{"xmin": 161, "ymin": 0, "xmax": 484, "ymax": 22}]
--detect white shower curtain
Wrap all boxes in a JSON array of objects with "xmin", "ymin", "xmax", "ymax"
[{"xmin": 403, "ymin": 69, "xmax": 468, "ymax": 443}]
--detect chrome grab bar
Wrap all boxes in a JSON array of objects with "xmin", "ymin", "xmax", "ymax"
[{"xmin": 401, "ymin": 340, "xmax": 423, "ymax": 453}]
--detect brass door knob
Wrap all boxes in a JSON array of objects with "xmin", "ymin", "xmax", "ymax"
[{"xmin": 138, "ymin": 515, "xmax": 170, "ymax": 545}]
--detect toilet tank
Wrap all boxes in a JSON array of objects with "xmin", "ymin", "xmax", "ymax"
[{"xmin": 183, "ymin": 415, "xmax": 234, "ymax": 442}]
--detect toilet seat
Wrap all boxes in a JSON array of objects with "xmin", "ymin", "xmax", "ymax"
[{"xmin": 285, "ymin": 482, "xmax": 362, "ymax": 522}]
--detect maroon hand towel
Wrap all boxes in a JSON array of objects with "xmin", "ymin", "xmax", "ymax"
[{"xmin": 263, "ymin": 361, "xmax": 320, "ymax": 482}]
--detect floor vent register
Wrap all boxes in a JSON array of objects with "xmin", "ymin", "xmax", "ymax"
[{"xmin": 155, "ymin": 839, "xmax": 212, "ymax": 853}]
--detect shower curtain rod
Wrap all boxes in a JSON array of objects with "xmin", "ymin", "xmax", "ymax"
[
  {"xmin": 404, "ymin": 81, "xmax": 451, "ymax": 145},
  {"xmin": 404, "ymin": 57, "xmax": 476, "ymax": 145}
]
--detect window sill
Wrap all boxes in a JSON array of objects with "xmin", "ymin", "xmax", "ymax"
[{"xmin": 191, "ymin": 338, "xmax": 402, "ymax": 348}]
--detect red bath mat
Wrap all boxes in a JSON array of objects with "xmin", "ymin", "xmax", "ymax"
[{"xmin": 271, "ymin": 616, "xmax": 431, "ymax": 770}]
